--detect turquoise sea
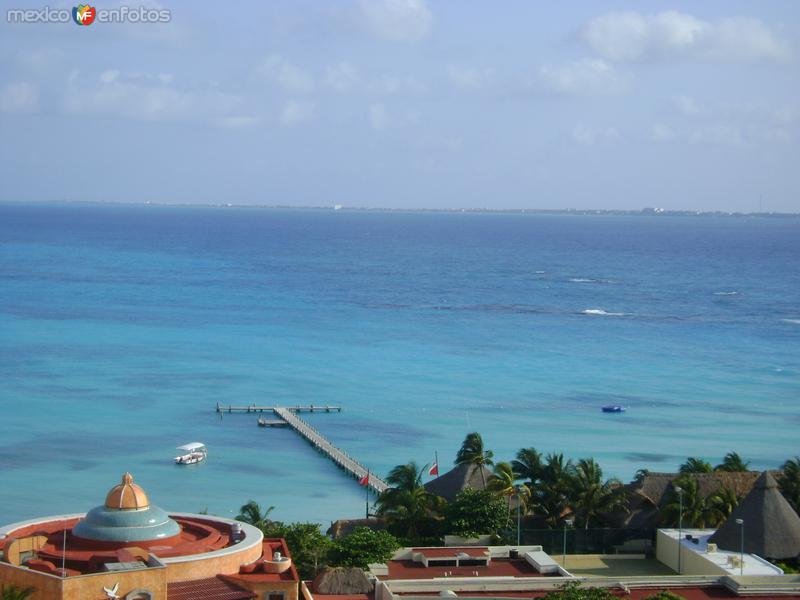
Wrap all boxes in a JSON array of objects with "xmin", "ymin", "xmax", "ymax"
[{"xmin": 1, "ymin": 202, "xmax": 799, "ymax": 526}]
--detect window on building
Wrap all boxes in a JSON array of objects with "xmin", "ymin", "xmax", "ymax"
[
  {"xmin": 266, "ymin": 593, "xmax": 285, "ymax": 600},
  {"xmin": 430, "ymin": 559, "xmax": 457, "ymax": 566},
  {"xmin": 459, "ymin": 559, "xmax": 486, "ymax": 567}
]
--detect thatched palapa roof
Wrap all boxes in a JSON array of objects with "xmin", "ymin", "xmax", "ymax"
[
  {"xmin": 311, "ymin": 567, "xmax": 374, "ymax": 595},
  {"xmin": 630, "ymin": 471, "xmax": 766, "ymax": 508},
  {"xmin": 424, "ymin": 463, "xmax": 494, "ymax": 502},
  {"xmin": 613, "ymin": 470, "xmax": 783, "ymax": 530},
  {"xmin": 709, "ymin": 471, "xmax": 800, "ymax": 560},
  {"xmin": 326, "ymin": 518, "xmax": 385, "ymax": 539}
]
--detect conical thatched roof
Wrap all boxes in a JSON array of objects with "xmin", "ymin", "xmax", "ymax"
[
  {"xmin": 709, "ymin": 471, "xmax": 800, "ymax": 560},
  {"xmin": 311, "ymin": 567, "xmax": 374, "ymax": 595},
  {"xmin": 424, "ymin": 463, "xmax": 494, "ymax": 502}
]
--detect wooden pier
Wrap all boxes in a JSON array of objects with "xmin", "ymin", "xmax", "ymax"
[
  {"xmin": 216, "ymin": 403, "xmax": 342, "ymax": 414},
  {"xmin": 216, "ymin": 403, "xmax": 388, "ymax": 495},
  {"xmin": 273, "ymin": 408, "xmax": 388, "ymax": 495}
]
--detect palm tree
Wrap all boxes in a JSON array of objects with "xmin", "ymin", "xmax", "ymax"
[
  {"xmin": 706, "ymin": 486, "xmax": 739, "ymax": 527},
  {"xmin": 236, "ymin": 500, "xmax": 275, "ymax": 532},
  {"xmin": 660, "ymin": 476, "xmax": 713, "ymax": 528},
  {"xmin": 537, "ymin": 453, "xmax": 575, "ymax": 526},
  {"xmin": 679, "ymin": 457, "xmax": 713, "ymax": 474},
  {"xmin": 1, "ymin": 585, "xmax": 35, "ymax": 600},
  {"xmin": 511, "ymin": 447, "xmax": 543, "ymax": 486},
  {"xmin": 570, "ymin": 458, "xmax": 628, "ymax": 529},
  {"xmin": 778, "ymin": 456, "xmax": 800, "ymax": 514},
  {"xmin": 488, "ymin": 462, "xmax": 529, "ymax": 523},
  {"xmin": 376, "ymin": 462, "xmax": 444, "ymax": 539},
  {"xmin": 455, "ymin": 432, "xmax": 494, "ymax": 489},
  {"xmin": 714, "ymin": 452, "xmax": 750, "ymax": 472}
]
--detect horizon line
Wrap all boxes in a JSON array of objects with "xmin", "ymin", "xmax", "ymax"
[{"xmin": 2, "ymin": 199, "xmax": 799, "ymax": 217}]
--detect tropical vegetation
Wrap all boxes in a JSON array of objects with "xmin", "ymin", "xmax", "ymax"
[
  {"xmin": 778, "ymin": 456, "xmax": 800, "ymax": 514},
  {"xmin": 375, "ymin": 461, "xmax": 444, "ymax": 539},
  {"xmin": 236, "ymin": 500, "xmax": 275, "ymax": 531},
  {"xmin": 445, "ymin": 488, "xmax": 508, "ymax": 538},
  {"xmin": 0, "ymin": 586, "xmax": 36, "ymax": 600},
  {"xmin": 234, "ymin": 439, "xmax": 800, "ymax": 575},
  {"xmin": 455, "ymin": 432, "xmax": 494, "ymax": 488},
  {"xmin": 659, "ymin": 475, "xmax": 740, "ymax": 528},
  {"xmin": 327, "ymin": 527, "xmax": 400, "ymax": 569},
  {"xmin": 715, "ymin": 451, "xmax": 750, "ymax": 472}
]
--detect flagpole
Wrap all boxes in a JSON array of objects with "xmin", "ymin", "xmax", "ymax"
[
  {"xmin": 61, "ymin": 522, "xmax": 67, "ymax": 576},
  {"xmin": 365, "ymin": 470, "xmax": 370, "ymax": 519},
  {"xmin": 435, "ymin": 451, "xmax": 439, "ymax": 479}
]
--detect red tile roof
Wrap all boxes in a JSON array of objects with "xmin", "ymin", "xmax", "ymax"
[
  {"xmin": 395, "ymin": 587, "xmax": 800, "ymax": 599},
  {"xmin": 226, "ymin": 539, "xmax": 300, "ymax": 583},
  {"xmin": 412, "ymin": 547, "xmax": 489, "ymax": 558},
  {"xmin": 167, "ymin": 576, "xmax": 254, "ymax": 600},
  {"xmin": 385, "ymin": 558, "xmax": 545, "ymax": 580}
]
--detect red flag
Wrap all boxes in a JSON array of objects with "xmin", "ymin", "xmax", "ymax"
[
  {"xmin": 428, "ymin": 462, "xmax": 439, "ymax": 476},
  {"xmin": 359, "ymin": 473, "xmax": 369, "ymax": 486}
]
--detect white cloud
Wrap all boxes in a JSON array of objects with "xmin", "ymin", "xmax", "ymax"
[
  {"xmin": 0, "ymin": 82, "xmax": 38, "ymax": 113},
  {"xmin": 581, "ymin": 11, "xmax": 791, "ymax": 62},
  {"xmin": 651, "ymin": 123, "xmax": 676, "ymax": 142},
  {"xmin": 672, "ymin": 95, "xmax": 700, "ymax": 116},
  {"xmin": 324, "ymin": 61, "xmax": 360, "ymax": 92},
  {"xmin": 447, "ymin": 65, "xmax": 494, "ymax": 89},
  {"xmin": 256, "ymin": 55, "xmax": 315, "ymax": 94},
  {"xmin": 536, "ymin": 59, "xmax": 628, "ymax": 96},
  {"xmin": 772, "ymin": 106, "xmax": 799, "ymax": 125},
  {"xmin": 689, "ymin": 124, "xmax": 744, "ymax": 146},
  {"xmin": 218, "ymin": 116, "xmax": 262, "ymax": 129},
  {"xmin": 280, "ymin": 100, "xmax": 315, "ymax": 126},
  {"xmin": 358, "ymin": 0, "xmax": 433, "ymax": 41},
  {"xmin": 571, "ymin": 124, "xmax": 620, "ymax": 145},
  {"xmin": 368, "ymin": 102, "xmax": 390, "ymax": 130},
  {"xmin": 322, "ymin": 62, "xmax": 424, "ymax": 95},
  {"xmin": 369, "ymin": 75, "xmax": 426, "ymax": 95},
  {"xmin": 64, "ymin": 71, "xmax": 241, "ymax": 121}
]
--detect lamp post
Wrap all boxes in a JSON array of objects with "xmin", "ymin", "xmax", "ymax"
[
  {"xmin": 562, "ymin": 518, "xmax": 573, "ymax": 570},
  {"xmin": 516, "ymin": 487, "xmax": 522, "ymax": 546},
  {"xmin": 675, "ymin": 486, "xmax": 684, "ymax": 575},
  {"xmin": 735, "ymin": 518, "xmax": 744, "ymax": 575}
]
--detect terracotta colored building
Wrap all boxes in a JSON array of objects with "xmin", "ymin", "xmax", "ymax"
[{"xmin": 0, "ymin": 473, "xmax": 300, "ymax": 600}]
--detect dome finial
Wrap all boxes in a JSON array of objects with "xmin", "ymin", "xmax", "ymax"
[{"xmin": 105, "ymin": 472, "xmax": 149, "ymax": 510}]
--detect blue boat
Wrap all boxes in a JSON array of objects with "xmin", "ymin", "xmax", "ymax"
[{"xmin": 601, "ymin": 405, "xmax": 626, "ymax": 413}]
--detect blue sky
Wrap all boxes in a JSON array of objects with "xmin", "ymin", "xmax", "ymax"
[{"xmin": 1, "ymin": 0, "xmax": 798, "ymax": 211}]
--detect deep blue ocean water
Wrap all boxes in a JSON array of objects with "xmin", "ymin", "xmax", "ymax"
[{"xmin": 1, "ymin": 202, "xmax": 799, "ymax": 526}]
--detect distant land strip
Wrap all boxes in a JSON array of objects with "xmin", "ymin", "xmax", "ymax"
[{"xmin": 4, "ymin": 199, "xmax": 800, "ymax": 218}]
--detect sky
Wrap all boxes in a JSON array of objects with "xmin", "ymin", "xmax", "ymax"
[{"xmin": 0, "ymin": 0, "xmax": 798, "ymax": 211}]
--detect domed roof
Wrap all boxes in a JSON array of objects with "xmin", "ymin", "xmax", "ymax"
[
  {"xmin": 105, "ymin": 472, "xmax": 149, "ymax": 510},
  {"xmin": 72, "ymin": 473, "xmax": 181, "ymax": 543}
]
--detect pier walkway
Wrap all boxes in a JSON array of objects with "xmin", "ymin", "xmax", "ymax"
[
  {"xmin": 216, "ymin": 403, "xmax": 387, "ymax": 495},
  {"xmin": 273, "ymin": 407, "xmax": 388, "ymax": 495},
  {"xmin": 216, "ymin": 403, "xmax": 342, "ymax": 413}
]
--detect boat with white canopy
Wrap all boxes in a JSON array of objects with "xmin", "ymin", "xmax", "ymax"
[{"xmin": 174, "ymin": 442, "xmax": 207, "ymax": 465}]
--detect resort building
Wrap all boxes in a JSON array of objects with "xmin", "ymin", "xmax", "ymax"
[
  {"xmin": 3, "ymin": 470, "xmax": 800, "ymax": 600},
  {"xmin": 343, "ymin": 544, "xmax": 800, "ymax": 600},
  {"xmin": 0, "ymin": 473, "xmax": 299, "ymax": 600}
]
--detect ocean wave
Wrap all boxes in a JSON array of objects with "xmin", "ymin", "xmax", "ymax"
[
  {"xmin": 582, "ymin": 308, "xmax": 630, "ymax": 317},
  {"xmin": 713, "ymin": 291, "xmax": 738, "ymax": 296},
  {"xmin": 782, "ymin": 318, "xmax": 800, "ymax": 325},
  {"xmin": 535, "ymin": 270, "xmax": 546, "ymax": 274},
  {"xmin": 569, "ymin": 277, "xmax": 613, "ymax": 284}
]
